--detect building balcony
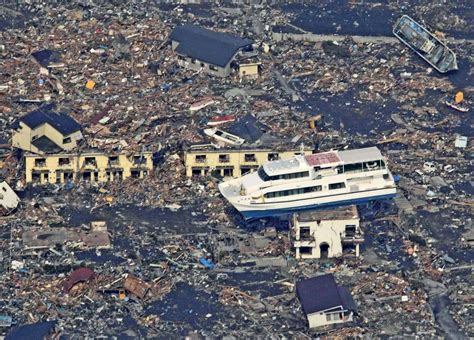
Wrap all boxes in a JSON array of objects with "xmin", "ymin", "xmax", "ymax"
[{"xmin": 341, "ymin": 232, "xmax": 365, "ymax": 244}]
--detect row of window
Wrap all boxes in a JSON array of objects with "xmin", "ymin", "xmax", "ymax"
[
  {"xmin": 264, "ymin": 182, "xmax": 346, "ymax": 199},
  {"xmin": 195, "ymin": 153, "xmax": 280, "ymax": 163},
  {"xmin": 34, "ymin": 156, "xmax": 146, "ymax": 167},
  {"xmin": 264, "ymin": 185, "xmax": 322, "ymax": 198}
]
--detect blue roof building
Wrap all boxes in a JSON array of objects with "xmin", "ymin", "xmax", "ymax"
[{"xmin": 170, "ymin": 24, "xmax": 253, "ymax": 77}]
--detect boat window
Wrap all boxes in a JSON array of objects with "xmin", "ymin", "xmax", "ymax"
[
  {"xmin": 380, "ymin": 160, "xmax": 386, "ymax": 168},
  {"xmin": 280, "ymin": 171, "xmax": 309, "ymax": 180},
  {"xmin": 257, "ymin": 166, "xmax": 270, "ymax": 181},
  {"xmin": 336, "ymin": 165, "xmax": 343, "ymax": 174},
  {"xmin": 344, "ymin": 163, "xmax": 363, "ymax": 173},
  {"xmin": 329, "ymin": 182, "xmax": 346, "ymax": 190},
  {"xmin": 264, "ymin": 185, "xmax": 321, "ymax": 198}
]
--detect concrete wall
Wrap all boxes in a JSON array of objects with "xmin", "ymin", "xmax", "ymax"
[
  {"xmin": 185, "ymin": 148, "xmax": 313, "ymax": 178},
  {"xmin": 12, "ymin": 121, "xmax": 82, "ymax": 154},
  {"xmin": 307, "ymin": 311, "xmax": 353, "ymax": 328},
  {"xmin": 239, "ymin": 63, "xmax": 259, "ymax": 78},
  {"xmin": 177, "ymin": 56, "xmax": 230, "ymax": 77},
  {"xmin": 25, "ymin": 152, "xmax": 153, "ymax": 184},
  {"xmin": 294, "ymin": 217, "xmax": 360, "ymax": 259}
]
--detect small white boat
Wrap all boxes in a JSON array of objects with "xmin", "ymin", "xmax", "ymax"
[{"xmin": 204, "ymin": 128, "xmax": 245, "ymax": 146}]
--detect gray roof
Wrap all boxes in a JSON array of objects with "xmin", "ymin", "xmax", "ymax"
[
  {"xmin": 296, "ymin": 274, "xmax": 357, "ymax": 315},
  {"xmin": 13, "ymin": 104, "xmax": 81, "ymax": 136},
  {"xmin": 338, "ymin": 147, "xmax": 383, "ymax": 164},
  {"xmin": 170, "ymin": 24, "xmax": 252, "ymax": 67},
  {"xmin": 31, "ymin": 135, "xmax": 62, "ymax": 153}
]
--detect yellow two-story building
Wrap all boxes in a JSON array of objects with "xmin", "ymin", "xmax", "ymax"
[
  {"xmin": 184, "ymin": 146, "xmax": 313, "ymax": 178},
  {"xmin": 25, "ymin": 151, "xmax": 153, "ymax": 184},
  {"xmin": 12, "ymin": 105, "xmax": 83, "ymax": 155}
]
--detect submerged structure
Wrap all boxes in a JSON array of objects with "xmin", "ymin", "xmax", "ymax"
[
  {"xmin": 393, "ymin": 15, "xmax": 457, "ymax": 73},
  {"xmin": 219, "ymin": 147, "xmax": 396, "ymax": 219}
]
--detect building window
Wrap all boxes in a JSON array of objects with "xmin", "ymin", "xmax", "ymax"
[
  {"xmin": 268, "ymin": 153, "xmax": 279, "ymax": 161},
  {"xmin": 35, "ymin": 158, "xmax": 46, "ymax": 167},
  {"xmin": 131, "ymin": 170, "xmax": 140, "ymax": 178},
  {"xmin": 109, "ymin": 156, "xmax": 119, "ymax": 166},
  {"xmin": 244, "ymin": 154, "xmax": 256, "ymax": 162},
  {"xmin": 134, "ymin": 155, "xmax": 145, "ymax": 165},
  {"xmin": 177, "ymin": 55, "xmax": 185, "ymax": 61},
  {"xmin": 58, "ymin": 157, "xmax": 70, "ymax": 166},
  {"xmin": 219, "ymin": 154, "xmax": 230, "ymax": 163},
  {"xmin": 63, "ymin": 137, "xmax": 72, "ymax": 144},
  {"xmin": 192, "ymin": 168, "xmax": 202, "ymax": 176},
  {"xmin": 209, "ymin": 65, "xmax": 218, "ymax": 71},
  {"xmin": 300, "ymin": 247, "xmax": 312, "ymax": 255},
  {"xmin": 300, "ymin": 227, "xmax": 311, "ymax": 240},
  {"xmin": 84, "ymin": 157, "xmax": 97, "ymax": 166},
  {"xmin": 223, "ymin": 168, "xmax": 233, "ymax": 177},
  {"xmin": 195, "ymin": 155, "xmax": 206, "ymax": 163},
  {"xmin": 191, "ymin": 58, "xmax": 197, "ymax": 64},
  {"xmin": 345, "ymin": 225, "xmax": 356, "ymax": 237},
  {"xmin": 326, "ymin": 314, "xmax": 332, "ymax": 322},
  {"xmin": 329, "ymin": 182, "xmax": 346, "ymax": 190}
]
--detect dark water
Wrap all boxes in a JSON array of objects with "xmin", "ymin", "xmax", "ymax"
[
  {"xmin": 283, "ymin": 2, "xmax": 473, "ymax": 40},
  {"xmin": 146, "ymin": 282, "xmax": 225, "ymax": 334}
]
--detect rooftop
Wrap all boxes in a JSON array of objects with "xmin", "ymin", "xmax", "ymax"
[
  {"xmin": 13, "ymin": 104, "xmax": 81, "ymax": 136},
  {"xmin": 296, "ymin": 205, "xmax": 359, "ymax": 222},
  {"xmin": 338, "ymin": 146, "xmax": 383, "ymax": 164},
  {"xmin": 305, "ymin": 151, "xmax": 341, "ymax": 167},
  {"xmin": 296, "ymin": 273, "xmax": 357, "ymax": 315},
  {"xmin": 31, "ymin": 135, "xmax": 62, "ymax": 153},
  {"xmin": 170, "ymin": 24, "xmax": 252, "ymax": 67},
  {"xmin": 264, "ymin": 157, "xmax": 302, "ymax": 174}
]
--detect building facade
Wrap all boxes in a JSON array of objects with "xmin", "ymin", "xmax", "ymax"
[
  {"xmin": 25, "ymin": 151, "xmax": 153, "ymax": 184},
  {"xmin": 184, "ymin": 147, "xmax": 313, "ymax": 178},
  {"xmin": 292, "ymin": 205, "xmax": 363, "ymax": 259}
]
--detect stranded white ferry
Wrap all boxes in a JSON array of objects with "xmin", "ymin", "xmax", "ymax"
[{"xmin": 219, "ymin": 147, "xmax": 396, "ymax": 219}]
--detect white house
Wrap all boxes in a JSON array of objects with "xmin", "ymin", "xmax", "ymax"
[
  {"xmin": 292, "ymin": 205, "xmax": 364, "ymax": 259},
  {"xmin": 296, "ymin": 274, "xmax": 356, "ymax": 329}
]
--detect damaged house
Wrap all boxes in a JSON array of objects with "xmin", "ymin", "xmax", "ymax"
[
  {"xmin": 11, "ymin": 104, "xmax": 83, "ymax": 155},
  {"xmin": 291, "ymin": 205, "xmax": 363, "ymax": 259},
  {"xmin": 297, "ymin": 274, "xmax": 357, "ymax": 329},
  {"xmin": 170, "ymin": 24, "xmax": 254, "ymax": 77}
]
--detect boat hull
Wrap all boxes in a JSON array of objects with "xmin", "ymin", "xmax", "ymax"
[{"xmin": 225, "ymin": 187, "xmax": 397, "ymax": 219}]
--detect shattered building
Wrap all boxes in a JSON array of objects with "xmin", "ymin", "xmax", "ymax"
[
  {"xmin": 185, "ymin": 145, "xmax": 312, "ymax": 177},
  {"xmin": 11, "ymin": 104, "xmax": 83, "ymax": 154},
  {"xmin": 170, "ymin": 24, "xmax": 255, "ymax": 77},
  {"xmin": 24, "ymin": 151, "xmax": 153, "ymax": 184},
  {"xmin": 291, "ymin": 205, "xmax": 363, "ymax": 259}
]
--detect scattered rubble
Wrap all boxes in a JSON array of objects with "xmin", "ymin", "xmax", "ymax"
[{"xmin": 0, "ymin": 1, "xmax": 472, "ymax": 338}]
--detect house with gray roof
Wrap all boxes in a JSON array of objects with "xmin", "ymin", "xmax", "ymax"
[
  {"xmin": 11, "ymin": 104, "xmax": 83, "ymax": 155},
  {"xmin": 170, "ymin": 24, "xmax": 253, "ymax": 77},
  {"xmin": 296, "ymin": 274, "xmax": 357, "ymax": 328}
]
